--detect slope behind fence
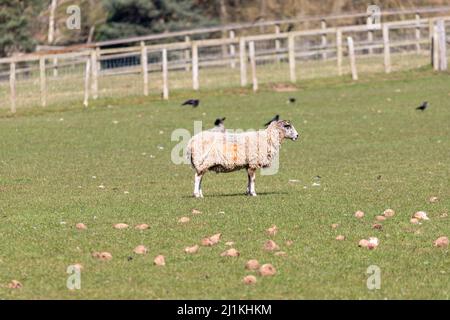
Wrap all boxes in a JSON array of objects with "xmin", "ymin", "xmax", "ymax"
[{"xmin": 1, "ymin": 16, "xmax": 449, "ymax": 112}]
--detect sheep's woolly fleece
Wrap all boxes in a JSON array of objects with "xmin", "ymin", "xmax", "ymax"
[{"xmin": 186, "ymin": 122, "xmax": 282, "ymax": 173}]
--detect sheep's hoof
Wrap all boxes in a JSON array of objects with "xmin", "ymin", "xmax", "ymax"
[
  {"xmin": 193, "ymin": 193, "xmax": 204, "ymax": 198},
  {"xmin": 246, "ymin": 191, "xmax": 257, "ymax": 197}
]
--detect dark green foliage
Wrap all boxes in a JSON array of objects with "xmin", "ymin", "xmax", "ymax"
[
  {"xmin": 0, "ymin": 0, "xmax": 38, "ymax": 56},
  {"xmin": 96, "ymin": 0, "xmax": 217, "ymax": 41}
]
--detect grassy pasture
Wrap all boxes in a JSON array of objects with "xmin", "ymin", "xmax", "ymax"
[{"xmin": 0, "ymin": 67, "xmax": 449, "ymax": 299}]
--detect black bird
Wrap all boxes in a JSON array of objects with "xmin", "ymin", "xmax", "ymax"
[
  {"xmin": 211, "ymin": 117, "xmax": 226, "ymax": 133},
  {"xmin": 288, "ymin": 97, "xmax": 296, "ymax": 104},
  {"xmin": 416, "ymin": 101, "xmax": 428, "ymax": 111},
  {"xmin": 182, "ymin": 99, "xmax": 200, "ymax": 107},
  {"xmin": 264, "ymin": 114, "xmax": 279, "ymax": 127},
  {"xmin": 214, "ymin": 117, "xmax": 226, "ymax": 127}
]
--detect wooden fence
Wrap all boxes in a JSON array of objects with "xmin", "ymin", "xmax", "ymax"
[{"xmin": 1, "ymin": 16, "xmax": 449, "ymax": 113}]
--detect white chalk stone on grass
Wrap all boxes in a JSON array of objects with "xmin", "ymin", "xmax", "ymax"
[
  {"xmin": 220, "ymin": 248, "xmax": 240, "ymax": 257},
  {"xmin": 429, "ymin": 196, "xmax": 439, "ymax": 203},
  {"xmin": 434, "ymin": 236, "xmax": 449, "ymax": 248},
  {"xmin": 178, "ymin": 217, "xmax": 190, "ymax": 224},
  {"xmin": 245, "ymin": 259, "xmax": 260, "ymax": 270},
  {"xmin": 75, "ymin": 223, "xmax": 87, "ymax": 230},
  {"xmin": 259, "ymin": 264, "xmax": 276, "ymax": 277},
  {"xmin": 185, "ymin": 245, "xmax": 199, "ymax": 254},
  {"xmin": 153, "ymin": 255, "xmax": 166, "ymax": 266},
  {"xmin": 135, "ymin": 224, "xmax": 149, "ymax": 230},
  {"xmin": 242, "ymin": 275, "xmax": 257, "ymax": 285},
  {"xmin": 7, "ymin": 280, "xmax": 22, "ymax": 289},
  {"xmin": 266, "ymin": 225, "xmax": 278, "ymax": 237},
  {"xmin": 413, "ymin": 211, "xmax": 430, "ymax": 221},
  {"xmin": 133, "ymin": 245, "xmax": 148, "ymax": 255},
  {"xmin": 354, "ymin": 211, "xmax": 365, "ymax": 218},
  {"xmin": 382, "ymin": 209, "xmax": 395, "ymax": 217},
  {"xmin": 263, "ymin": 240, "xmax": 279, "ymax": 251}
]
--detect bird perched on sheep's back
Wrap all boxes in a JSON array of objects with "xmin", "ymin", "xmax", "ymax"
[
  {"xmin": 182, "ymin": 99, "xmax": 200, "ymax": 107},
  {"xmin": 264, "ymin": 114, "xmax": 279, "ymax": 127},
  {"xmin": 210, "ymin": 117, "xmax": 226, "ymax": 133},
  {"xmin": 186, "ymin": 119, "xmax": 299, "ymax": 198}
]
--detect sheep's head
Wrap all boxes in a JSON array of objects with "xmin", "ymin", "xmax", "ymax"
[{"xmin": 273, "ymin": 120, "xmax": 299, "ymax": 141}]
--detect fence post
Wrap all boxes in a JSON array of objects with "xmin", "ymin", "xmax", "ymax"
[
  {"xmin": 367, "ymin": 15, "xmax": 374, "ymax": 55},
  {"xmin": 347, "ymin": 37, "xmax": 358, "ymax": 80},
  {"xmin": 275, "ymin": 24, "xmax": 281, "ymax": 62},
  {"xmin": 162, "ymin": 48, "xmax": 169, "ymax": 99},
  {"xmin": 248, "ymin": 41, "xmax": 258, "ymax": 92},
  {"xmin": 321, "ymin": 19, "xmax": 327, "ymax": 60},
  {"xmin": 96, "ymin": 47, "xmax": 101, "ymax": 73},
  {"xmin": 288, "ymin": 34, "xmax": 296, "ymax": 83},
  {"xmin": 141, "ymin": 41, "xmax": 149, "ymax": 96},
  {"xmin": 83, "ymin": 56, "xmax": 91, "ymax": 107},
  {"xmin": 52, "ymin": 57, "xmax": 58, "ymax": 77},
  {"xmin": 9, "ymin": 61, "xmax": 16, "ymax": 113},
  {"xmin": 432, "ymin": 24, "xmax": 439, "ymax": 70},
  {"xmin": 39, "ymin": 56, "xmax": 47, "ymax": 107},
  {"xmin": 336, "ymin": 29, "xmax": 343, "ymax": 76},
  {"xmin": 239, "ymin": 38, "xmax": 247, "ymax": 86},
  {"xmin": 415, "ymin": 13, "xmax": 421, "ymax": 53},
  {"xmin": 382, "ymin": 24, "xmax": 391, "ymax": 73},
  {"xmin": 192, "ymin": 43, "xmax": 199, "ymax": 90},
  {"xmin": 429, "ymin": 19, "xmax": 434, "ymax": 66},
  {"xmin": 185, "ymin": 36, "xmax": 191, "ymax": 71},
  {"xmin": 437, "ymin": 20, "xmax": 447, "ymax": 71},
  {"xmin": 91, "ymin": 51, "xmax": 98, "ymax": 99},
  {"xmin": 229, "ymin": 30, "xmax": 236, "ymax": 68}
]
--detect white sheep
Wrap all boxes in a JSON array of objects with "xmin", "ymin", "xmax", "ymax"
[{"xmin": 186, "ymin": 120, "xmax": 299, "ymax": 197}]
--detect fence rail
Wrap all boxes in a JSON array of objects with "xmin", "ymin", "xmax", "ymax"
[{"xmin": 1, "ymin": 15, "xmax": 449, "ymax": 113}]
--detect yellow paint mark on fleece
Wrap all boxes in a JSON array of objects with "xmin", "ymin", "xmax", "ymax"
[{"xmin": 232, "ymin": 143, "xmax": 238, "ymax": 162}]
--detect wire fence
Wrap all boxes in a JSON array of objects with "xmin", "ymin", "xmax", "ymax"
[{"xmin": 0, "ymin": 16, "xmax": 449, "ymax": 112}]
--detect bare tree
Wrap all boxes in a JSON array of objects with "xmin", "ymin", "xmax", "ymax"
[
  {"xmin": 259, "ymin": 0, "xmax": 267, "ymax": 32},
  {"xmin": 219, "ymin": 0, "xmax": 229, "ymax": 24},
  {"xmin": 48, "ymin": 0, "xmax": 57, "ymax": 44},
  {"xmin": 219, "ymin": 0, "xmax": 228, "ymax": 56}
]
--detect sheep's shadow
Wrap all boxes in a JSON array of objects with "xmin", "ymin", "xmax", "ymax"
[{"xmin": 182, "ymin": 191, "xmax": 288, "ymax": 198}]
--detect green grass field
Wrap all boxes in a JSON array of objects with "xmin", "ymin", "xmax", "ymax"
[{"xmin": 0, "ymin": 67, "xmax": 449, "ymax": 299}]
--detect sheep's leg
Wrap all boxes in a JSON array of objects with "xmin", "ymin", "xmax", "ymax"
[
  {"xmin": 246, "ymin": 168, "xmax": 257, "ymax": 196},
  {"xmin": 199, "ymin": 173, "xmax": 204, "ymax": 198},
  {"xmin": 193, "ymin": 172, "xmax": 204, "ymax": 198}
]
